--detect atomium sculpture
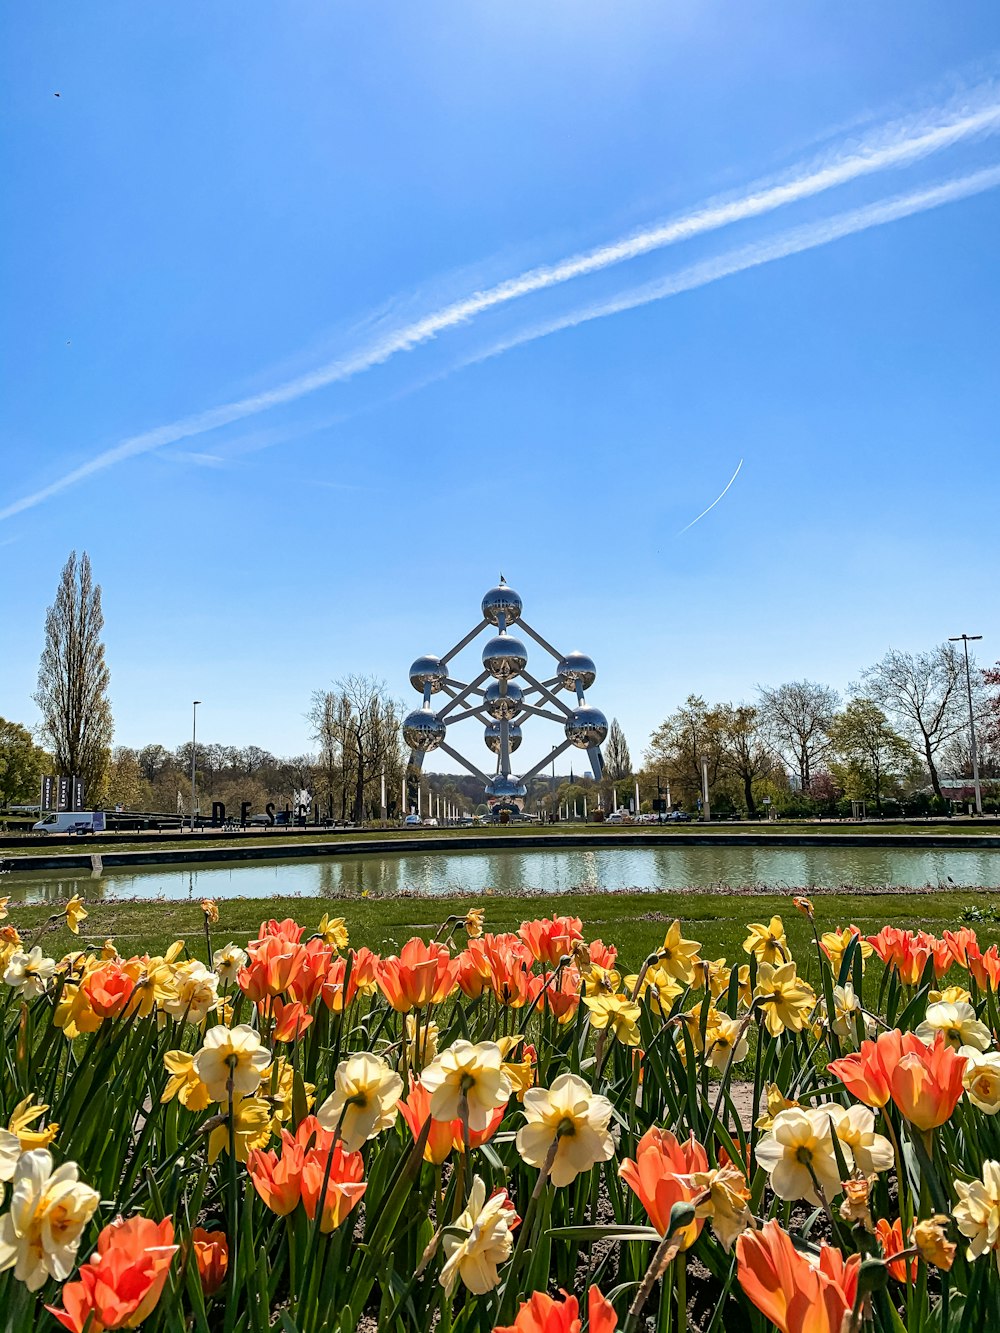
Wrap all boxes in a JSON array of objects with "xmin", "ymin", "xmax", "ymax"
[{"xmin": 402, "ymin": 578, "xmax": 608, "ymax": 817}]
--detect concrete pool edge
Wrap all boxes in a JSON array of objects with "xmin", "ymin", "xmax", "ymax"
[{"xmin": 5, "ymin": 828, "xmax": 1000, "ymax": 873}]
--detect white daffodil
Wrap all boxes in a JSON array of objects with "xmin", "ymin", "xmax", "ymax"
[
  {"xmin": 316, "ymin": 1053, "xmax": 403, "ymax": 1152},
  {"xmin": 516, "ymin": 1072, "xmax": 616, "ymax": 1187}
]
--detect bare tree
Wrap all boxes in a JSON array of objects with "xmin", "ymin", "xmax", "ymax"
[
  {"xmin": 860, "ymin": 645, "xmax": 972, "ymax": 798},
  {"xmin": 34, "ymin": 552, "xmax": 113, "ymax": 805},
  {"xmin": 604, "ymin": 718, "xmax": 632, "ymax": 781},
  {"xmin": 340, "ymin": 676, "xmax": 404, "ymax": 823},
  {"xmin": 757, "ymin": 680, "xmax": 839, "ymax": 791},
  {"xmin": 308, "ymin": 689, "xmax": 356, "ymax": 820}
]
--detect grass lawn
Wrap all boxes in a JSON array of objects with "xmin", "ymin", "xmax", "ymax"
[
  {"xmin": 9, "ymin": 887, "xmax": 1000, "ymax": 973},
  {"xmin": 1, "ymin": 819, "xmax": 996, "ymax": 860}
]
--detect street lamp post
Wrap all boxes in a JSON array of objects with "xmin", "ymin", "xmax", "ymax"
[
  {"xmin": 949, "ymin": 635, "xmax": 983, "ymax": 816},
  {"xmin": 190, "ymin": 701, "xmax": 201, "ymax": 833}
]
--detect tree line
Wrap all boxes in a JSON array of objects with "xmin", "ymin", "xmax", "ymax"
[{"xmin": 2, "ymin": 552, "xmax": 1000, "ymax": 822}]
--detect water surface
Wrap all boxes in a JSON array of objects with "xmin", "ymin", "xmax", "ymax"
[{"xmin": 5, "ymin": 842, "xmax": 1000, "ymax": 904}]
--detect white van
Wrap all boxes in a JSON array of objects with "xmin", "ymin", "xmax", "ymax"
[{"xmin": 32, "ymin": 811, "xmax": 107, "ymax": 835}]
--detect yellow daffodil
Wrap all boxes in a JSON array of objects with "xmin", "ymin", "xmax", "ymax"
[
  {"xmin": 200, "ymin": 899, "xmax": 219, "ymax": 924},
  {"xmin": 743, "ymin": 916, "xmax": 788, "ymax": 965},
  {"xmin": 913, "ymin": 1215, "xmax": 956, "ymax": 1270},
  {"xmin": 161, "ymin": 1051, "xmax": 213, "ymax": 1112},
  {"xmin": 207, "ymin": 1096, "xmax": 272, "ymax": 1164},
  {"xmin": 317, "ymin": 914, "xmax": 349, "ymax": 951},
  {"xmin": 689, "ymin": 1164, "xmax": 752, "ymax": 1250},
  {"xmin": 316, "ymin": 1053, "xmax": 403, "ymax": 1153},
  {"xmin": 212, "ymin": 943, "xmax": 248, "ymax": 983},
  {"xmin": 753, "ymin": 961, "xmax": 816, "ymax": 1037},
  {"xmin": 829, "ymin": 1104, "xmax": 893, "ymax": 1176},
  {"xmin": 930, "ymin": 985, "xmax": 972, "ymax": 1006},
  {"xmin": 581, "ymin": 964, "xmax": 621, "ymax": 997},
  {"xmin": 264, "ymin": 1056, "xmax": 315, "ymax": 1123},
  {"xmin": 704, "ymin": 1015, "xmax": 749, "ymax": 1072},
  {"xmin": 625, "ymin": 962, "xmax": 683, "ymax": 1017},
  {"xmin": 658, "ymin": 919, "xmax": 702, "ymax": 984},
  {"xmin": 585, "ymin": 992, "xmax": 641, "ymax": 1046},
  {"xmin": 406, "ymin": 1014, "xmax": 439, "ymax": 1069},
  {"xmin": 465, "ymin": 908, "xmax": 485, "ymax": 939},
  {"xmin": 8, "ymin": 1097, "xmax": 58, "ymax": 1152},
  {"xmin": 63, "ymin": 896, "xmax": 88, "ymax": 935},
  {"xmin": 421, "ymin": 1041, "xmax": 512, "ymax": 1132},
  {"xmin": 754, "ymin": 1083, "xmax": 801, "ymax": 1131},
  {"xmin": 161, "ymin": 960, "xmax": 219, "ymax": 1025},
  {"xmin": 497, "ymin": 1036, "xmax": 534, "ymax": 1100},
  {"xmin": 0, "ymin": 897, "xmax": 9, "ymax": 922},
  {"xmin": 100, "ymin": 939, "xmax": 118, "ymax": 959},
  {"xmin": 820, "ymin": 926, "xmax": 872, "ymax": 973},
  {"xmin": 516, "ymin": 1073, "xmax": 615, "ymax": 1187}
]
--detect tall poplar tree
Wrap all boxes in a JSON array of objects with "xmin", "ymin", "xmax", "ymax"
[{"xmin": 34, "ymin": 551, "xmax": 113, "ymax": 805}]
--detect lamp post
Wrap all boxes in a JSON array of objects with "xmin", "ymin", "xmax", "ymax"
[
  {"xmin": 190, "ymin": 701, "xmax": 201, "ymax": 832},
  {"xmin": 949, "ymin": 634, "xmax": 983, "ymax": 816}
]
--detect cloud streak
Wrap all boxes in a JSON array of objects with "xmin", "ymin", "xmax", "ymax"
[
  {"xmin": 3, "ymin": 86, "xmax": 1000, "ymax": 522},
  {"xmin": 677, "ymin": 459, "xmax": 745, "ymax": 535}
]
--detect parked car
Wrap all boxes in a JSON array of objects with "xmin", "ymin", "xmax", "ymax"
[
  {"xmin": 422, "ymin": 817, "xmax": 439, "ymax": 827},
  {"xmin": 404, "ymin": 814, "xmax": 422, "ymax": 827},
  {"xmin": 667, "ymin": 810, "xmax": 691, "ymax": 822}
]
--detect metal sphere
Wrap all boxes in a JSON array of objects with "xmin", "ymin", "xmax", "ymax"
[
  {"xmin": 483, "ymin": 681, "xmax": 523, "ymax": 720},
  {"xmin": 402, "ymin": 708, "xmax": 447, "ymax": 752},
  {"xmin": 484, "ymin": 774, "xmax": 527, "ymax": 811},
  {"xmin": 409, "ymin": 655, "xmax": 449, "ymax": 694},
  {"xmin": 483, "ymin": 720, "xmax": 523, "ymax": 754},
  {"xmin": 556, "ymin": 651, "xmax": 596, "ymax": 691},
  {"xmin": 564, "ymin": 705, "xmax": 608, "ymax": 749},
  {"xmin": 481, "ymin": 581, "xmax": 522, "ymax": 627},
  {"xmin": 482, "ymin": 634, "xmax": 528, "ymax": 680}
]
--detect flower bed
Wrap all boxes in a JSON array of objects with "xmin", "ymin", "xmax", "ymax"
[{"xmin": 1, "ymin": 891, "xmax": 999, "ymax": 1331}]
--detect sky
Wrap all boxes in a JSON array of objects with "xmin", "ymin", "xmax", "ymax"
[{"xmin": 1, "ymin": 2, "xmax": 999, "ymax": 777}]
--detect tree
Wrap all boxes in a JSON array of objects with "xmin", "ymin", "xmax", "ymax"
[
  {"xmin": 0, "ymin": 718, "xmax": 48, "ymax": 806},
  {"xmin": 827, "ymin": 698, "xmax": 916, "ymax": 814},
  {"xmin": 716, "ymin": 704, "xmax": 775, "ymax": 817},
  {"xmin": 106, "ymin": 747, "xmax": 149, "ymax": 809},
  {"xmin": 644, "ymin": 696, "xmax": 725, "ymax": 808},
  {"xmin": 604, "ymin": 718, "xmax": 632, "ymax": 782},
  {"xmin": 860, "ymin": 645, "xmax": 972, "ymax": 798},
  {"xmin": 34, "ymin": 551, "xmax": 113, "ymax": 805},
  {"xmin": 758, "ymin": 680, "xmax": 839, "ymax": 791}
]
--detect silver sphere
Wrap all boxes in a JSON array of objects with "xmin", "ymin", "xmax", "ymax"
[
  {"xmin": 564, "ymin": 705, "xmax": 608, "ymax": 749},
  {"xmin": 409, "ymin": 655, "xmax": 449, "ymax": 694},
  {"xmin": 483, "ymin": 681, "xmax": 523, "ymax": 720},
  {"xmin": 402, "ymin": 708, "xmax": 447, "ymax": 752},
  {"xmin": 556, "ymin": 651, "xmax": 596, "ymax": 691},
  {"xmin": 484, "ymin": 774, "xmax": 527, "ymax": 812},
  {"xmin": 482, "ymin": 581, "xmax": 522, "ymax": 627},
  {"xmin": 482, "ymin": 634, "xmax": 527, "ymax": 680},
  {"xmin": 484, "ymin": 720, "xmax": 523, "ymax": 754}
]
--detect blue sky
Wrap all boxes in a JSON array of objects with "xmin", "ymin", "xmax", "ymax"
[{"xmin": 1, "ymin": 2, "xmax": 999, "ymax": 775}]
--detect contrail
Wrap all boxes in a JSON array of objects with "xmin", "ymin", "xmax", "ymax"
[
  {"xmin": 453, "ymin": 164, "xmax": 1000, "ymax": 378},
  {"xmin": 677, "ymin": 459, "xmax": 744, "ymax": 535},
  {"xmin": 3, "ymin": 87, "xmax": 1000, "ymax": 521}
]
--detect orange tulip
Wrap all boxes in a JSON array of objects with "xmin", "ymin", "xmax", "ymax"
[
  {"xmin": 299, "ymin": 1142, "xmax": 366, "ymax": 1232},
  {"xmin": 943, "ymin": 928, "xmax": 979, "ymax": 970},
  {"xmin": 618, "ymin": 1128, "xmax": 708, "ymax": 1249},
  {"xmin": 488, "ymin": 952, "xmax": 543, "ymax": 1009},
  {"xmin": 398, "ymin": 1079, "xmax": 456, "ymax": 1165},
  {"xmin": 191, "ymin": 1228, "xmax": 228, "ymax": 1296},
  {"xmin": 257, "ymin": 918, "xmax": 304, "ymax": 943},
  {"xmin": 494, "ymin": 1284, "xmax": 618, "ymax": 1332},
  {"xmin": 518, "ymin": 916, "xmax": 584, "ymax": 967},
  {"xmin": 287, "ymin": 937, "xmax": 332, "ymax": 1006},
  {"xmin": 888, "ymin": 1031, "xmax": 966, "ymax": 1131},
  {"xmin": 455, "ymin": 1102, "xmax": 506, "ymax": 1152},
  {"xmin": 47, "ymin": 1216, "xmax": 178, "ymax": 1332},
  {"xmin": 875, "ymin": 1217, "xmax": 916, "ymax": 1283},
  {"xmin": 81, "ymin": 961, "xmax": 137, "ymax": 1020},
  {"xmin": 268, "ymin": 997, "xmax": 314, "ymax": 1043},
  {"xmin": 541, "ymin": 969, "xmax": 582, "ymax": 1023},
  {"xmin": 246, "ymin": 1140, "xmax": 306, "ymax": 1215},
  {"xmin": 588, "ymin": 939, "xmax": 618, "ymax": 970},
  {"xmin": 829, "ymin": 1034, "xmax": 895, "ymax": 1108},
  {"xmin": 736, "ymin": 1220, "xmax": 859, "ymax": 1333},
  {"xmin": 376, "ymin": 938, "xmax": 460, "ymax": 1012},
  {"xmin": 238, "ymin": 935, "xmax": 306, "ymax": 1001},
  {"xmin": 967, "ymin": 944, "xmax": 1000, "ymax": 992}
]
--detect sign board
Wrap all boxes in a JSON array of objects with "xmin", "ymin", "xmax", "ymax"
[
  {"xmin": 42, "ymin": 775, "xmax": 55, "ymax": 811},
  {"xmin": 652, "ymin": 798, "xmax": 667, "ymax": 812}
]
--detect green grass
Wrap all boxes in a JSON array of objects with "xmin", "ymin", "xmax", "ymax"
[
  {"xmin": 1, "ymin": 819, "xmax": 996, "ymax": 860},
  {"xmin": 10, "ymin": 887, "xmax": 1000, "ymax": 972}
]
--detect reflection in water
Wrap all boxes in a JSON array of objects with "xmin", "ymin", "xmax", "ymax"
[{"xmin": 3, "ymin": 842, "xmax": 1000, "ymax": 905}]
